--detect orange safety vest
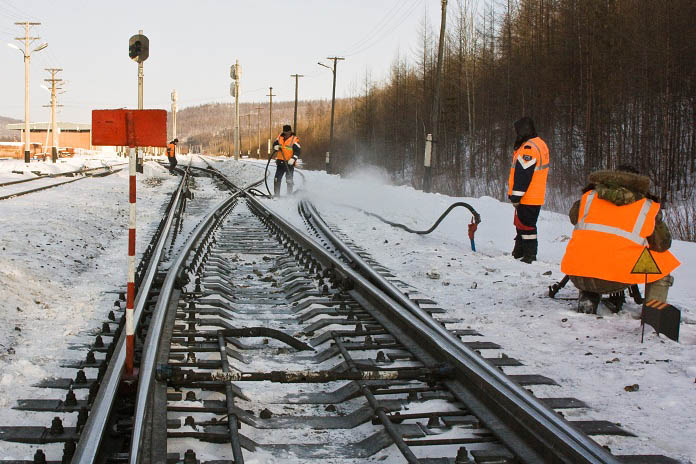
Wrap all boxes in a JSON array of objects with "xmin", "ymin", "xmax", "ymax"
[
  {"xmin": 167, "ymin": 143, "xmax": 176, "ymax": 158},
  {"xmin": 507, "ymin": 136, "xmax": 549, "ymax": 205},
  {"xmin": 275, "ymin": 134, "xmax": 298, "ymax": 161},
  {"xmin": 561, "ymin": 190, "xmax": 680, "ymax": 284}
]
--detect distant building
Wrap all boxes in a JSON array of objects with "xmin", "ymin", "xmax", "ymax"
[
  {"xmin": 0, "ymin": 141, "xmax": 42, "ymax": 158},
  {"xmin": 5, "ymin": 122, "xmax": 92, "ymax": 159}
]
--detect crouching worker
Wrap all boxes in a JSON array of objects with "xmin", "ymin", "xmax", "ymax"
[
  {"xmin": 561, "ymin": 166, "xmax": 680, "ymax": 314},
  {"xmin": 272, "ymin": 124, "xmax": 301, "ymax": 197},
  {"xmin": 167, "ymin": 138, "xmax": 179, "ymax": 172}
]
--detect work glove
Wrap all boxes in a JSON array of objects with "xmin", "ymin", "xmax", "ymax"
[{"xmin": 288, "ymin": 155, "xmax": 298, "ymax": 166}]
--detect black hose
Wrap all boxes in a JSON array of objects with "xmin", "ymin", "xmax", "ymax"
[
  {"xmin": 264, "ymin": 152, "xmax": 303, "ymax": 198},
  {"xmin": 248, "ymin": 187, "xmax": 269, "ymax": 197},
  {"xmin": 264, "ymin": 152, "xmax": 274, "ymax": 197},
  {"xmin": 344, "ymin": 202, "xmax": 482, "ymax": 235}
]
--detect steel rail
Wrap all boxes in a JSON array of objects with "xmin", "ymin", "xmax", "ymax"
[
  {"xmin": 0, "ymin": 167, "xmax": 126, "ymax": 201},
  {"xmin": 128, "ymin": 180, "xmax": 261, "ymax": 464},
  {"xmin": 296, "ymin": 198, "xmax": 621, "ymax": 464},
  {"xmin": 122, "ymin": 163, "xmax": 613, "ymax": 463},
  {"xmin": 72, "ymin": 169, "xmax": 190, "ymax": 464},
  {"xmin": 0, "ymin": 162, "xmax": 128, "ymax": 188}
]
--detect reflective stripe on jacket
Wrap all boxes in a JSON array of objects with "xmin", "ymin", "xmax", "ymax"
[
  {"xmin": 560, "ymin": 190, "xmax": 680, "ymax": 284},
  {"xmin": 275, "ymin": 134, "xmax": 300, "ymax": 161},
  {"xmin": 507, "ymin": 136, "xmax": 549, "ymax": 205}
]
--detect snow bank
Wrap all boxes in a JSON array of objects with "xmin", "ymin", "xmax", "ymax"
[
  {"xmin": 0, "ymin": 162, "xmax": 180, "ymax": 459},
  {"xmin": 0, "ymin": 153, "xmax": 126, "ymax": 183}
]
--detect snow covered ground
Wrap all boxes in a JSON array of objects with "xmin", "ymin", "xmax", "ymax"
[
  {"xmin": 0, "ymin": 153, "xmax": 182, "ymax": 459},
  {"xmin": 0, "ymin": 154, "xmax": 693, "ymax": 461},
  {"xmin": 218, "ymin": 158, "xmax": 696, "ymax": 462},
  {"xmin": 0, "ymin": 152, "xmax": 123, "ymax": 183}
]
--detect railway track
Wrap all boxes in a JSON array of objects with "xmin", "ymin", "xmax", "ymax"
[
  {"xmin": 0, "ymin": 163, "xmax": 126, "ymax": 201},
  {"xmin": 0, "ymin": 160, "xmax": 679, "ymax": 463}
]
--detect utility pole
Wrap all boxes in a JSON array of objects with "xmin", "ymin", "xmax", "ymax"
[
  {"xmin": 290, "ymin": 74, "xmax": 304, "ymax": 133},
  {"xmin": 255, "ymin": 106, "xmax": 263, "ymax": 158},
  {"xmin": 231, "ymin": 60, "xmax": 241, "ymax": 160},
  {"xmin": 267, "ymin": 87, "xmax": 276, "ymax": 155},
  {"xmin": 44, "ymin": 68, "xmax": 63, "ymax": 163},
  {"xmin": 318, "ymin": 57, "xmax": 344, "ymax": 173},
  {"xmin": 171, "ymin": 89, "xmax": 178, "ymax": 139},
  {"xmin": 424, "ymin": 0, "xmax": 448, "ymax": 193},
  {"xmin": 244, "ymin": 113, "xmax": 252, "ymax": 155},
  {"xmin": 12, "ymin": 22, "xmax": 47, "ymax": 163}
]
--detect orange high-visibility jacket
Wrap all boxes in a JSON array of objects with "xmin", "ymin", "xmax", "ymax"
[
  {"xmin": 167, "ymin": 143, "xmax": 176, "ymax": 158},
  {"xmin": 561, "ymin": 190, "xmax": 680, "ymax": 284},
  {"xmin": 275, "ymin": 134, "xmax": 300, "ymax": 161},
  {"xmin": 507, "ymin": 136, "xmax": 549, "ymax": 205}
]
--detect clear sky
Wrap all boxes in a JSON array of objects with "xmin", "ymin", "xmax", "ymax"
[{"xmin": 0, "ymin": 0, "xmax": 449, "ymax": 123}]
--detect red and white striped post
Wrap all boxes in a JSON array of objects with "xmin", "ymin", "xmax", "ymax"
[
  {"xmin": 91, "ymin": 108, "xmax": 167, "ymax": 378},
  {"xmin": 125, "ymin": 119, "xmax": 137, "ymax": 375}
]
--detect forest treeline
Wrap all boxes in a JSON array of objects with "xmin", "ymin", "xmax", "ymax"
[
  {"xmin": 172, "ymin": 100, "xmax": 334, "ymax": 157},
  {"xmin": 177, "ymin": 0, "xmax": 696, "ymax": 240},
  {"xmin": 301, "ymin": 0, "xmax": 696, "ymax": 240}
]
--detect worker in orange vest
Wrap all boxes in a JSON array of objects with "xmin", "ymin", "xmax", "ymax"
[
  {"xmin": 507, "ymin": 117, "xmax": 550, "ymax": 263},
  {"xmin": 272, "ymin": 124, "xmax": 301, "ymax": 196},
  {"xmin": 561, "ymin": 166, "xmax": 679, "ymax": 314},
  {"xmin": 167, "ymin": 138, "xmax": 178, "ymax": 172}
]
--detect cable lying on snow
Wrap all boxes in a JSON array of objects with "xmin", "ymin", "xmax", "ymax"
[{"xmin": 343, "ymin": 202, "xmax": 482, "ymax": 251}]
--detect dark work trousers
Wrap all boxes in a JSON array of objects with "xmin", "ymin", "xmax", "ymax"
[
  {"xmin": 168, "ymin": 156, "xmax": 177, "ymax": 171},
  {"xmin": 274, "ymin": 160, "xmax": 295, "ymax": 195},
  {"xmin": 514, "ymin": 204, "xmax": 541, "ymax": 261}
]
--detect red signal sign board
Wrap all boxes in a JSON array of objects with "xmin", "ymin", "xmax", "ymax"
[{"xmin": 92, "ymin": 109, "xmax": 167, "ymax": 147}]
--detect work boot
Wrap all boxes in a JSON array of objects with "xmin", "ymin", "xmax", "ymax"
[
  {"xmin": 577, "ymin": 291, "xmax": 601, "ymax": 314},
  {"xmin": 273, "ymin": 178, "xmax": 281, "ymax": 197},
  {"xmin": 603, "ymin": 291, "xmax": 625, "ymax": 313},
  {"xmin": 512, "ymin": 237, "xmax": 523, "ymax": 259},
  {"xmin": 520, "ymin": 239, "xmax": 537, "ymax": 264}
]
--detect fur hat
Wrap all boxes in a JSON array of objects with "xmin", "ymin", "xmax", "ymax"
[{"xmin": 588, "ymin": 169, "xmax": 650, "ymax": 195}]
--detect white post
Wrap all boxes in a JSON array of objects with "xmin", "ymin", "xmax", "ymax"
[
  {"xmin": 424, "ymin": 133, "xmax": 433, "ymax": 168},
  {"xmin": 24, "ymin": 52, "xmax": 31, "ymax": 162},
  {"xmin": 171, "ymin": 89, "xmax": 178, "ymax": 139},
  {"xmin": 234, "ymin": 60, "xmax": 240, "ymax": 160}
]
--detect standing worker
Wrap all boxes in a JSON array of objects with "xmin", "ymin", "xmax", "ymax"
[
  {"xmin": 561, "ymin": 166, "xmax": 680, "ymax": 314},
  {"xmin": 167, "ymin": 138, "xmax": 178, "ymax": 173},
  {"xmin": 272, "ymin": 124, "xmax": 301, "ymax": 196},
  {"xmin": 507, "ymin": 117, "xmax": 550, "ymax": 263}
]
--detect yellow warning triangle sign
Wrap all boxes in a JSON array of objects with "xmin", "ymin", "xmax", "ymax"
[{"xmin": 631, "ymin": 247, "xmax": 662, "ymax": 274}]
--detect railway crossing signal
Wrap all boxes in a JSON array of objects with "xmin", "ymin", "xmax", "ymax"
[
  {"xmin": 129, "ymin": 31, "xmax": 148, "ymax": 172},
  {"xmin": 128, "ymin": 34, "xmax": 149, "ymax": 63},
  {"xmin": 231, "ymin": 61, "xmax": 241, "ymax": 159}
]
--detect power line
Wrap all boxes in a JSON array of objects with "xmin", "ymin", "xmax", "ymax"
[
  {"xmin": 339, "ymin": 0, "xmax": 404, "ymax": 55},
  {"xmin": 345, "ymin": 0, "xmax": 424, "ymax": 57},
  {"xmin": 0, "ymin": 0, "xmax": 40, "ymax": 21}
]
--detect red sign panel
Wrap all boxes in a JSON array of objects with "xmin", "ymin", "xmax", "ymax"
[{"xmin": 92, "ymin": 109, "xmax": 167, "ymax": 147}]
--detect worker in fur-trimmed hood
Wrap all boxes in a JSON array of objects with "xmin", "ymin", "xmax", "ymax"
[{"xmin": 561, "ymin": 165, "xmax": 679, "ymax": 314}]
